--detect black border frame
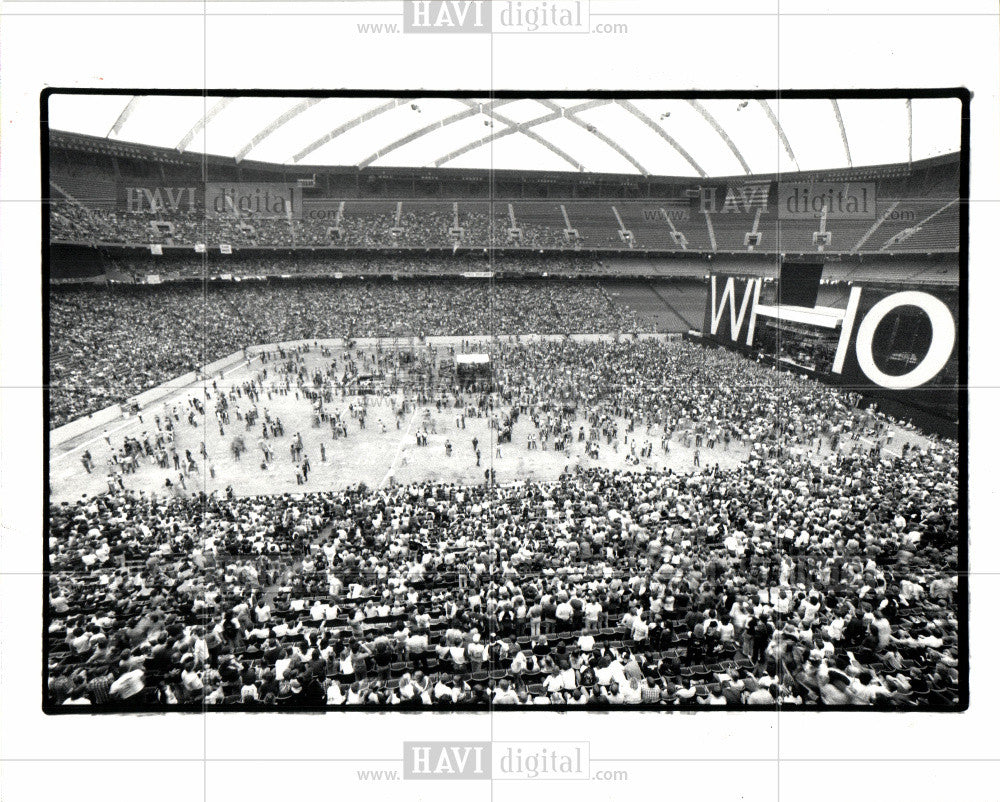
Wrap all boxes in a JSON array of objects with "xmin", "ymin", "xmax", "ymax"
[{"xmin": 40, "ymin": 87, "xmax": 970, "ymax": 714}]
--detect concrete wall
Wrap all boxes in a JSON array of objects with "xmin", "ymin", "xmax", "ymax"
[
  {"xmin": 243, "ymin": 332, "xmax": 677, "ymax": 355},
  {"xmin": 49, "ymin": 402, "xmax": 127, "ymax": 447},
  {"xmin": 50, "ymin": 349, "xmax": 247, "ymax": 449}
]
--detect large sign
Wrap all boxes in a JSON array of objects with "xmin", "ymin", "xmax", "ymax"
[{"xmin": 703, "ymin": 274, "xmax": 957, "ymax": 392}]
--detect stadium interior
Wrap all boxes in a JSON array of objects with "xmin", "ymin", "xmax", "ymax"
[{"xmin": 45, "ymin": 95, "xmax": 963, "ymax": 711}]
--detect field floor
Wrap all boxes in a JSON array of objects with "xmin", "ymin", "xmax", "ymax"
[{"xmin": 49, "ymin": 339, "xmax": 933, "ymax": 505}]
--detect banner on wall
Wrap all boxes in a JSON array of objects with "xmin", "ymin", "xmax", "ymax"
[{"xmin": 702, "ymin": 273, "xmax": 958, "ymax": 416}]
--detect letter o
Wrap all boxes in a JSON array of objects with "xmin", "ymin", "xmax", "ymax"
[{"xmin": 854, "ymin": 291, "xmax": 955, "ymax": 389}]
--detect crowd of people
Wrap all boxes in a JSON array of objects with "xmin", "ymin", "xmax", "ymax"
[
  {"xmin": 49, "ymin": 201, "xmax": 571, "ymax": 250},
  {"xmin": 47, "ymin": 335, "xmax": 961, "ymax": 709},
  {"xmin": 51, "ymin": 202, "xmax": 278, "ymax": 248},
  {"xmin": 458, "ymin": 211, "xmax": 568, "ymax": 249},
  {"xmin": 49, "ymin": 280, "xmax": 640, "ymax": 426}
]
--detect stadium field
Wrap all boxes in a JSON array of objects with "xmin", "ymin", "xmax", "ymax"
[{"xmin": 49, "ymin": 333, "xmax": 933, "ymax": 505}]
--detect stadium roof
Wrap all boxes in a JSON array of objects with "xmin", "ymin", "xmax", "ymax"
[{"xmin": 47, "ymin": 94, "xmax": 960, "ymax": 178}]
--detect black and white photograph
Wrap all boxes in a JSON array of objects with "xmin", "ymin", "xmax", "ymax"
[
  {"xmin": 1, "ymin": 2, "xmax": 998, "ymax": 801},
  {"xmin": 41, "ymin": 90, "xmax": 967, "ymax": 713}
]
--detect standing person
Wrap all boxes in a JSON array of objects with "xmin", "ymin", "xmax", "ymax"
[{"xmin": 752, "ymin": 617, "xmax": 772, "ymax": 667}]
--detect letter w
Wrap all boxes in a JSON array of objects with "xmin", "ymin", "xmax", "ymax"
[{"xmin": 709, "ymin": 276, "xmax": 757, "ymax": 339}]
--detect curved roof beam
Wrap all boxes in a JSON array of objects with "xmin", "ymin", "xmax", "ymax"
[
  {"xmin": 614, "ymin": 99, "xmax": 706, "ymax": 177},
  {"xmin": 358, "ymin": 99, "xmax": 515, "ymax": 169},
  {"xmin": 435, "ymin": 116, "xmax": 546, "ymax": 167},
  {"xmin": 687, "ymin": 99, "xmax": 751, "ymax": 175},
  {"xmin": 235, "ymin": 99, "xmax": 323, "ymax": 163},
  {"xmin": 756, "ymin": 99, "xmax": 800, "ymax": 172},
  {"xmin": 435, "ymin": 107, "xmax": 579, "ymax": 170},
  {"xmin": 538, "ymin": 99, "xmax": 648, "ymax": 175},
  {"xmin": 830, "ymin": 99, "xmax": 853, "ymax": 167},
  {"xmin": 292, "ymin": 99, "xmax": 407, "ymax": 164},
  {"xmin": 433, "ymin": 100, "xmax": 583, "ymax": 171},
  {"xmin": 107, "ymin": 96, "xmax": 140, "ymax": 138},
  {"xmin": 176, "ymin": 98, "xmax": 235, "ymax": 154}
]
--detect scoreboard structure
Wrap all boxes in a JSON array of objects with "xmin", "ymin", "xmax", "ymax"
[{"xmin": 700, "ymin": 261, "xmax": 960, "ymax": 432}]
